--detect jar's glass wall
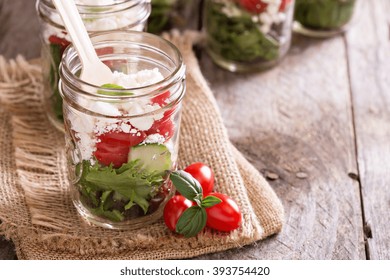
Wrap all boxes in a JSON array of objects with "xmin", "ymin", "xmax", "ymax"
[
  {"xmin": 293, "ymin": 0, "xmax": 358, "ymax": 37},
  {"xmin": 203, "ymin": 0, "xmax": 295, "ymax": 73},
  {"xmin": 59, "ymin": 31, "xmax": 186, "ymax": 230},
  {"xmin": 36, "ymin": 0, "xmax": 151, "ymax": 131}
]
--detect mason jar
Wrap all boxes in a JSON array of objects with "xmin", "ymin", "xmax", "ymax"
[
  {"xmin": 293, "ymin": 0, "xmax": 358, "ymax": 37},
  {"xmin": 204, "ymin": 0, "xmax": 295, "ymax": 72},
  {"xmin": 59, "ymin": 31, "xmax": 186, "ymax": 229},
  {"xmin": 148, "ymin": 0, "xmax": 178, "ymax": 34},
  {"xmin": 36, "ymin": 0, "xmax": 151, "ymax": 131}
]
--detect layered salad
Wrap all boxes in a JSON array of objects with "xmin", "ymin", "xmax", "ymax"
[
  {"xmin": 205, "ymin": 0, "xmax": 294, "ymax": 65},
  {"xmin": 39, "ymin": 0, "xmax": 149, "ymax": 122},
  {"xmin": 66, "ymin": 68, "xmax": 180, "ymax": 223}
]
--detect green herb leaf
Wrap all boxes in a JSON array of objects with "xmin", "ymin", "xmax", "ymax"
[
  {"xmin": 98, "ymin": 83, "xmax": 133, "ymax": 96},
  {"xmin": 79, "ymin": 160, "xmax": 164, "ymax": 217},
  {"xmin": 201, "ymin": 195, "xmax": 222, "ymax": 208},
  {"xmin": 175, "ymin": 206, "xmax": 207, "ymax": 238},
  {"xmin": 170, "ymin": 170, "xmax": 203, "ymax": 205}
]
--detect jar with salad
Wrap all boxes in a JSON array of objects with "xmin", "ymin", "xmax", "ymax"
[
  {"xmin": 293, "ymin": 0, "xmax": 358, "ymax": 37},
  {"xmin": 203, "ymin": 0, "xmax": 295, "ymax": 72},
  {"xmin": 36, "ymin": 0, "xmax": 151, "ymax": 131},
  {"xmin": 59, "ymin": 31, "xmax": 186, "ymax": 229}
]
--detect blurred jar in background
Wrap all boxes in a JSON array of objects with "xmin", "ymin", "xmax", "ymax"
[
  {"xmin": 294, "ymin": 0, "xmax": 358, "ymax": 37},
  {"xmin": 149, "ymin": 0, "xmax": 178, "ymax": 33},
  {"xmin": 36, "ymin": 0, "xmax": 151, "ymax": 131},
  {"xmin": 203, "ymin": 0, "xmax": 295, "ymax": 73}
]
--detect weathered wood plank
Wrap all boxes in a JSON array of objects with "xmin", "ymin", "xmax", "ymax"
[
  {"xmin": 196, "ymin": 33, "xmax": 365, "ymax": 259},
  {"xmin": 0, "ymin": 0, "xmax": 41, "ymax": 59},
  {"xmin": 345, "ymin": 0, "xmax": 390, "ymax": 260}
]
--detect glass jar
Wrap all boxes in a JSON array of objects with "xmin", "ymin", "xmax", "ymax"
[
  {"xmin": 59, "ymin": 31, "xmax": 186, "ymax": 230},
  {"xmin": 149, "ymin": 0, "xmax": 178, "ymax": 34},
  {"xmin": 293, "ymin": 0, "xmax": 358, "ymax": 37},
  {"xmin": 204, "ymin": 0, "xmax": 295, "ymax": 72},
  {"xmin": 36, "ymin": 0, "xmax": 151, "ymax": 132}
]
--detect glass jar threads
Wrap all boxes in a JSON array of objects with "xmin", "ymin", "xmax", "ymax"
[
  {"xmin": 293, "ymin": 0, "xmax": 358, "ymax": 37},
  {"xmin": 204, "ymin": 0, "xmax": 295, "ymax": 72},
  {"xmin": 36, "ymin": 0, "xmax": 151, "ymax": 131},
  {"xmin": 59, "ymin": 31, "xmax": 186, "ymax": 229}
]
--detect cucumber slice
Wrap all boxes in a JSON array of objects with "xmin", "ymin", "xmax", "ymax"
[{"xmin": 129, "ymin": 143, "xmax": 172, "ymax": 175}]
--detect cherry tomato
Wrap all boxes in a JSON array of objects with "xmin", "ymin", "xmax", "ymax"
[
  {"xmin": 205, "ymin": 192, "xmax": 242, "ymax": 232},
  {"xmin": 94, "ymin": 130, "xmax": 146, "ymax": 168},
  {"xmin": 184, "ymin": 162, "xmax": 214, "ymax": 196},
  {"xmin": 279, "ymin": 0, "xmax": 291, "ymax": 12},
  {"xmin": 48, "ymin": 35, "xmax": 70, "ymax": 54},
  {"xmin": 151, "ymin": 90, "xmax": 170, "ymax": 106},
  {"xmin": 147, "ymin": 118, "xmax": 175, "ymax": 141},
  {"xmin": 163, "ymin": 195, "xmax": 194, "ymax": 232},
  {"xmin": 238, "ymin": 0, "xmax": 268, "ymax": 14},
  {"xmin": 94, "ymin": 151, "xmax": 129, "ymax": 168}
]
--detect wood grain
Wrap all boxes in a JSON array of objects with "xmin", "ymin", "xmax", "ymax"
[
  {"xmin": 345, "ymin": 0, "xmax": 390, "ymax": 259},
  {"xmin": 1, "ymin": 0, "xmax": 389, "ymax": 260},
  {"xmin": 196, "ymin": 33, "xmax": 365, "ymax": 259},
  {"xmin": 0, "ymin": 0, "xmax": 41, "ymax": 59}
]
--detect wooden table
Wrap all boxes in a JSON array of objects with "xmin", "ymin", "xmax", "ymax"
[{"xmin": 1, "ymin": 0, "xmax": 389, "ymax": 260}]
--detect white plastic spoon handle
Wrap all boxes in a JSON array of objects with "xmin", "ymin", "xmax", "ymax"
[{"xmin": 52, "ymin": 0, "xmax": 97, "ymax": 66}]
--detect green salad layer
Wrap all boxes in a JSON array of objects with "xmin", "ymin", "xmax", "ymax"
[
  {"xmin": 77, "ymin": 159, "xmax": 167, "ymax": 222},
  {"xmin": 294, "ymin": 0, "xmax": 356, "ymax": 30},
  {"xmin": 149, "ymin": 0, "xmax": 177, "ymax": 34},
  {"xmin": 205, "ymin": 1, "xmax": 279, "ymax": 63}
]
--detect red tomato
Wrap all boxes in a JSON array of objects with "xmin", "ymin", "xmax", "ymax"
[
  {"xmin": 94, "ymin": 130, "xmax": 146, "ymax": 168},
  {"xmin": 48, "ymin": 35, "xmax": 70, "ymax": 54},
  {"xmin": 147, "ymin": 118, "xmax": 175, "ymax": 141},
  {"xmin": 279, "ymin": 0, "xmax": 291, "ymax": 12},
  {"xmin": 238, "ymin": 0, "xmax": 268, "ymax": 14},
  {"xmin": 184, "ymin": 162, "xmax": 214, "ymax": 196},
  {"xmin": 94, "ymin": 151, "xmax": 129, "ymax": 168},
  {"xmin": 151, "ymin": 90, "xmax": 170, "ymax": 106},
  {"xmin": 163, "ymin": 195, "xmax": 194, "ymax": 232},
  {"xmin": 148, "ymin": 91, "xmax": 176, "ymax": 141},
  {"xmin": 205, "ymin": 192, "xmax": 242, "ymax": 232}
]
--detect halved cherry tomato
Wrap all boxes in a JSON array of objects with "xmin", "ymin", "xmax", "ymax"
[
  {"xmin": 163, "ymin": 195, "xmax": 194, "ymax": 232},
  {"xmin": 238, "ymin": 0, "xmax": 268, "ymax": 14},
  {"xmin": 147, "ymin": 118, "xmax": 175, "ymax": 141},
  {"xmin": 184, "ymin": 162, "xmax": 215, "ymax": 196},
  {"xmin": 151, "ymin": 90, "xmax": 170, "ymax": 106},
  {"xmin": 94, "ymin": 151, "xmax": 129, "ymax": 168},
  {"xmin": 238, "ymin": 0, "xmax": 291, "ymax": 14},
  {"xmin": 205, "ymin": 192, "xmax": 241, "ymax": 232},
  {"xmin": 279, "ymin": 0, "xmax": 292, "ymax": 12},
  {"xmin": 49, "ymin": 35, "xmax": 70, "ymax": 54},
  {"xmin": 94, "ymin": 130, "xmax": 146, "ymax": 168}
]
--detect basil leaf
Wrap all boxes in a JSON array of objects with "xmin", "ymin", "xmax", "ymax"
[
  {"xmin": 170, "ymin": 170, "xmax": 203, "ymax": 205},
  {"xmin": 201, "ymin": 195, "xmax": 222, "ymax": 208},
  {"xmin": 175, "ymin": 206, "xmax": 207, "ymax": 238}
]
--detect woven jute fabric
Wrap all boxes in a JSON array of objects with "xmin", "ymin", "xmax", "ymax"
[{"xmin": 0, "ymin": 31, "xmax": 284, "ymax": 260}]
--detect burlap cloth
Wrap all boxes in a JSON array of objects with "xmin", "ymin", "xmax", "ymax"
[{"xmin": 0, "ymin": 31, "xmax": 284, "ymax": 260}]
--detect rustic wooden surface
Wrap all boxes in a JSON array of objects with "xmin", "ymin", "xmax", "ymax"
[{"xmin": 0, "ymin": 0, "xmax": 389, "ymax": 260}]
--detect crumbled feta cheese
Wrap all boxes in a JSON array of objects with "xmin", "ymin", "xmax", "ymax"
[
  {"xmin": 143, "ymin": 134, "xmax": 166, "ymax": 145},
  {"xmin": 130, "ymin": 117, "xmax": 154, "ymax": 131},
  {"xmin": 68, "ymin": 67, "xmax": 170, "ymax": 162},
  {"xmin": 75, "ymin": 0, "xmax": 115, "ymax": 5},
  {"xmin": 112, "ymin": 68, "xmax": 164, "ymax": 88},
  {"xmin": 120, "ymin": 123, "xmax": 132, "ymax": 133}
]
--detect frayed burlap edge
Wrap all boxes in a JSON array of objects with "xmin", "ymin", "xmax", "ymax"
[{"xmin": 0, "ymin": 31, "xmax": 284, "ymax": 260}]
